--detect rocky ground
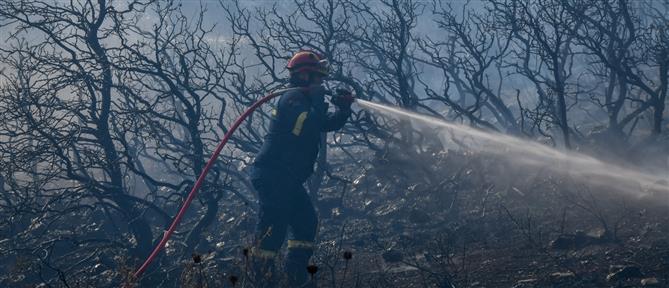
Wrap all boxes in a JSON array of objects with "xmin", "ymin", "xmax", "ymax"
[{"xmin": 171, "ymin": 148, "xmax": 669, "ymax": 288}]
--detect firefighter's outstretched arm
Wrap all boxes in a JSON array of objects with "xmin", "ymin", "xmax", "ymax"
[{"xmin": 322, "ymin": 88, "xmax": 354, "ymax": 132}]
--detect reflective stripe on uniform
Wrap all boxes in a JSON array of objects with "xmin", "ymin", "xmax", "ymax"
[
  {"xmin": 252, "ymin": 247, "xmax": 278, "ymax": 259},
  {"xmin": 287, "ymin": 239, "xmax": 315, "ymax": 250},
  {"xmin": 271, "ymin": 108, "xmax": 278, "ymax": 117},
  {"xmin": 291, "ymin": 112, "xmax": 308, "ymax": 136}
]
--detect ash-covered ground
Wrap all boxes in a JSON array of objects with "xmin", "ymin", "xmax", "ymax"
[{"xmin": 173, "ymin": 147, "xmax": 669, "ymax": 288}]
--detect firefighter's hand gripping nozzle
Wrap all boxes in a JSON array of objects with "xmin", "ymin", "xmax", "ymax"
[{"xmin": 331, "ymin": 88, "xmax": 355, "ymax": 110}]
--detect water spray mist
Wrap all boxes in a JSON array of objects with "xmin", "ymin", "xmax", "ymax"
[{"xmin": 356, "ymin": 99, "xmax": 669, "ymax": 196}]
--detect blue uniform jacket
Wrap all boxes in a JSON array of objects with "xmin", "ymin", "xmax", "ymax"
[{"xmin": 252, "ymin": 86, "xmax": 351, "ymax": 184}]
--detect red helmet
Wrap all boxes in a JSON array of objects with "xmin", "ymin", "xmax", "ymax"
[{"xmin": 286, "ymin": 51, "xmax": 328, "ymax": 76}]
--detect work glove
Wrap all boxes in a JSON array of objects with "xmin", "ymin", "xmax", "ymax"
[{"xmin": 331, "ymin": 88, "xmax": 355, "ymax": 110}]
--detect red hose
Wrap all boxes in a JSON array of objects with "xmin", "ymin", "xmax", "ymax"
[{"xmin": 132, "ymin": 87, "xmax": 304, "ymax": 280}]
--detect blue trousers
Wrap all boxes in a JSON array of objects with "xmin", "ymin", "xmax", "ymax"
[{"xmin": 251, "ymin": 174, "xmax": 318, "ymax": 285}]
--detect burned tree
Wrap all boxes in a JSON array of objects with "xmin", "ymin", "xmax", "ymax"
[
  {"xmin": 0, "ymin": 0, "xmax": 156, "ymax": 262},
  {"xmin": 566, "ymin": 0, "xmax": 668, "ymax": 141},
  {"xmin": 416, "ymin": 1, "xmax": 517, "ymax": 133},
  {"xmin": 489, "ymin": 0, "xmax": 584, "ymax": 148},
  {"xmin": 0, "ymin": 1, "xmax": 248, "ymax": 286}
]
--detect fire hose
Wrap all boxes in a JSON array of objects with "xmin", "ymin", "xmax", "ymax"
[{"xmin": 131, "ymin": 87, "xmax": 306, "ymax": 280}]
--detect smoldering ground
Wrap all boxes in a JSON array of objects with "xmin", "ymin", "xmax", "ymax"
[{"xmin": 300, "ymin": 102, "xmax": 669, "ymax": 287}]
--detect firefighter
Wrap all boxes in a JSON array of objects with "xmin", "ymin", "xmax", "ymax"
[{"xmin": 249, "ymin": 50, "xmax": 354, "ymax": 286}]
